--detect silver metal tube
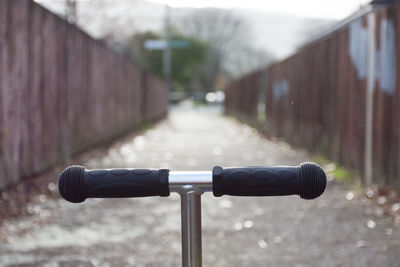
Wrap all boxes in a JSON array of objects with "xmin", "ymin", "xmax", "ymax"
[
  {"xmin": 180, "ymin": 189, "xmax": 202, "ymax": 267},
  {"xmin": 169, "ymin": 171, "xmax": 213, "ymax": 193},
  {"xmin": 168, "ymin": 171, "xmax": 212, "ymax": 267}
]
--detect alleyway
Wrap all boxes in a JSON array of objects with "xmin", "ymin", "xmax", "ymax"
[{"xmin": 0, "ymin": 103, "xmax": 399, "ymax": 266}]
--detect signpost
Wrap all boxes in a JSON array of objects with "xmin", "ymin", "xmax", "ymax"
[
  {"xmin": 143, "ymin": 6, "xmax": 191, "ymax": 95},
  {"xmin": 143, "ymin": 6, "xmax": 190, "ymax": 95},
  {"xmin": 144, "ymin": 38, "xmax": 190, "ymax": 95}
]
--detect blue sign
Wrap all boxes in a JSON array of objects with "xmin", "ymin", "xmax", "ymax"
[{"xmin": 144, "ymin": 39, "xmax": 190, "ymax": 50}]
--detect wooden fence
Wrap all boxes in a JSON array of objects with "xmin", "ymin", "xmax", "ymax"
[
  {"xmin": 224, "ymin": 70, "xmax": 262, "ymax": 122},
  {"xmin": 0, "ymin": 0, "xmax": 168, "ymax": 189},
  {"xmin": 224, "ymin": 1, "xmax": 400, "ymax": 190}
]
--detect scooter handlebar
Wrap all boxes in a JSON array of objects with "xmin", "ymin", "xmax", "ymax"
[{"xmin": 58, "ymin": 162, "xmax": 326, "ymax": 203}]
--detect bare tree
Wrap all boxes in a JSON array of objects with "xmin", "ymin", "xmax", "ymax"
[
  {"xmin": 36, "ymin": 0, "xmax": 139, "ymax": 44},
  {"xmin": 172, "ymin": 9, "xmax": 247, "ymax": 89},
  {"xmin": 76, "ymin": 0, "xmax": 139, "ymax": 46},
  {"xmin": 227, "ymin": 45, "xmax": 273, "ymax": 77},
  {"xmin": 172, "ymin": 8, "xmax": 273, "ymax": 90}
]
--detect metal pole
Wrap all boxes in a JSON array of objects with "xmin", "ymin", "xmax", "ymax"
[
  {"xmin": 163, "ymin": 5, "xmax": 172, "ymax": 94},
  {"xmin": 169, "ymin": 172, "xmax": 212, "ymax": 267},
  {"xmin": 365, "ymin": 11, "xmax": 375, "ymax": 186},
  {"xmin": 180, "ymin": 189, "xmax": 203, "ymax": 267}
]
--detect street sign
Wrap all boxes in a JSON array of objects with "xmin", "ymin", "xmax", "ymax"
[
  {"xmin": 144, "ymin": 39, "xmax": 190, "ymax": 50},
  {"xmin": 144, "ymin": 40, "xmax": 167, "ymax": 50},
  {"xmin": 169, "ymin": 40, "xmax": 190, "ymax": 49}
]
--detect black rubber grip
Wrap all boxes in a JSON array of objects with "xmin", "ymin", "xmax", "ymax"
[
  {"xmin": 212, "ymin": 162, "xmax": 326, "ymax": 199},
  {"xmin": 58, "ymin": 166, "xmax": 170, "ymax": 203}
]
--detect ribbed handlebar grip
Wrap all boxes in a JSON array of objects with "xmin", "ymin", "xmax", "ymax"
[
  {"xmin": 212, "ymin": 162, "xmax": 326, "ymax": 199},
  {"xmin": 58, "ymin": 166, "xmax": 170, "ymax": 203}
]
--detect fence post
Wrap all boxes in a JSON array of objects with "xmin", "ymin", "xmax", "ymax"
[{"xmin": 365, "ymin": 11, "xmax": 376, "ymax": 186}]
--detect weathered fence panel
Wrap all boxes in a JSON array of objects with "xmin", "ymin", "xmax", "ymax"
[
  {"xmin": 224, "ymin": 1, "xmax": 400, "ymax": 190},
  {"xmin": 0, "ymin": 0, "xmax": 168, "ymax": 189},
  {"xmin": 224, "ymin": 71, "xmax": 259, "ymax": 122},
  {"xmin": 141, "ymin": 71, "xmax": 169, "ymax": 122}
]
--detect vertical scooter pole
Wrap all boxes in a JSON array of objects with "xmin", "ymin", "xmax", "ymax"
[{"xmin": 169, "ymin": 172, "xmax": 213, "ymax": 267}]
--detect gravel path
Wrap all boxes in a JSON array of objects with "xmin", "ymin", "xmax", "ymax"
[{"xmin": 0, "ymin": 103, "xmax": 399, "ymax": 266}]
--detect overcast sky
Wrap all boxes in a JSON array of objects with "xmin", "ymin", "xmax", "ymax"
[{"xmin": 149, "ymin": 0, "xmax": 371, "ymax": 19}]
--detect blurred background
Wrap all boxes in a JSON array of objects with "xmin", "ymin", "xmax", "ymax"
[
  {"xmin": 34, "ymin": 0, "xmax": 360, "ymax": 101},
  {"xmin": 1, "ymin": 0, "xmax": 400, "ymax": 266}
]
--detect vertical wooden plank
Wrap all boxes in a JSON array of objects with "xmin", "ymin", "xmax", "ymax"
[
  {"xmin": 29, "ymin": 2, "xmax": 44, "ymax": 173},
  {"xmin": 18, "ymin": 0, "xmax": 30, "ymax": 177},
  {"xmin": 3, "ymin": 0, "xmax": 26, "ymax": 184},
  {"xmin": 0, "ymin": 0, "xmax": 5, "ymax": 187},
  {"xmin": 56, "ymin": 15, "xmax": 69, "ymax": 160},
  {"xmin": 329, "ymin": 33, "xmax": 340, "ymax": 162},
  {"xmin": 393, "ymin": 3, "xmax": 400, "ymax": 190},
  {"xmin": 41, "ymin": 10, "xmax": 60, "ymax": 168}
]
